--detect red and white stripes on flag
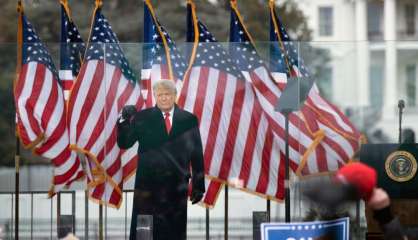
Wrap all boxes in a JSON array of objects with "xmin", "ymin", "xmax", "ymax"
[
  {"xmin": 68, "ymin": 60, "xmax": 142, "ymax": 207},
  {"xmin": 15, "ymin": 13, "xmax": 83, "ymax": 195},
  {"xmin": 298, "ymin": 87, "xmax": 361, "ymax": 175},
  {"xmin": 15, "ymin": 62, "xmax": 83, "ymax": 195},
  {"xmin": 180, "ymin": 0, "xmax": 358, "ymax": 202},
  {"xmin": 67, "ymin": 5, "xmax": 143, "ymax": 208},
  {"xmin": 179, "ymin": 64, "xmax": 298, "ymax": 200},
  {"xmin": 266, "ymin": 1, "xmax": 361, "ymax": 175},
  {"xmin": 241, "ymin": 46, "xmax": 361, "ymax": 177},
  {"xmin": 59, "ymin": 70, "xmax": 75, "ymax": 100},
  {"xmin": 228, "ymin": 1, "xmax": 361, "ymax": 179},
  {"xmin": 247, "ymin": 66, "xmax": 359, "ymax": 176},
  {"xmin": 180, "ymin": 2, "xmax": 302, "ymax": 201}
]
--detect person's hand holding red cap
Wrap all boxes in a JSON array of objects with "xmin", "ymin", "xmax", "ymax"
[{"xmin": 367, "ymin": 188, "xmax": 391, "ymax": 210}]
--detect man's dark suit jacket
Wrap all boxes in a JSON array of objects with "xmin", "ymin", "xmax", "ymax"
[{"xmin": 117, "ymin": 105, "xmax": 205, "ymax": 240}]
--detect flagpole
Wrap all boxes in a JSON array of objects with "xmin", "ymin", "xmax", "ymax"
[
  {"xmin": 269, "ymin": 0, "xmax": 294, "ymax": 75},
  {"xmin": 15, "ymin": 1, "xmax": 24, "ymax": 238},
  {"xmin": 57, "ymin": 0, "xmax": 66, "ymax": 233},
  {"xmin": 269, "ymin": 0, "xmax": 293, "ymax": 223},
  {"xmin": 231, "ymin": 0, "xmax": 274, "ymax": 223},
  {"xmin": 92, "ymin": 1, "xmax": 104, "ymax": 238}
]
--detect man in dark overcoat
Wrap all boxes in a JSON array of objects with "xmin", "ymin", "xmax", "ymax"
[{"xmin": 117, "ymin": 80, "xmax": 205, "ymax": 240}]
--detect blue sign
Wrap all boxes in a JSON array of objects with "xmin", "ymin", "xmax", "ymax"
[{"xmin": 261, "ymin": 217, "xmax": 349, "ymax": 240}]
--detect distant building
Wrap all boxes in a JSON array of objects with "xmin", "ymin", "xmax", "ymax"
[{"xmin": 295, "ymin": 0, "xmax": 418, "ymax": 141}]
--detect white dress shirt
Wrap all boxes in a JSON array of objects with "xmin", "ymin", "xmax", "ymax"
[{"xmin": 161, "ymin": 107, "xmax": 174, "ymax": 125}]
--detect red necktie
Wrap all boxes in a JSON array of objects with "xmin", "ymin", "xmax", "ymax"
[{"xmin": 164, "ymin": 112, "xmax": 171, "ymax": 134}]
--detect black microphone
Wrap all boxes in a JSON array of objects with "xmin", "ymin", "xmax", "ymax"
[
  {"xmin": 398, "ymin": 99, "xmax": 405, "ymax": 143},
  {"xmin": 398, "ymin": 99, "xmax": 405, "ymax": 110}
]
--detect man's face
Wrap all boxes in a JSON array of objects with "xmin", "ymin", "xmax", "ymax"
[{"xmin": 155, "ymin": 87, "xmax": 176, "ymax": 112}]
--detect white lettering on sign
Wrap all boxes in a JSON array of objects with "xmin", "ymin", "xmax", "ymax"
[{"xmin": 286, "ymin": 238, "xmax": 313, "ymax": 240}]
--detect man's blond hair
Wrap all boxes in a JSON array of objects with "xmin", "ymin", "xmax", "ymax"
[{"xmin": 152, "ymin": 79, "xmax": 177, "ymax": 95}]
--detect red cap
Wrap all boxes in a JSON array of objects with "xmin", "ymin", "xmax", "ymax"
[{"xmin": 335, "ymin": 162, "xmax": 377, "ymax": 200}]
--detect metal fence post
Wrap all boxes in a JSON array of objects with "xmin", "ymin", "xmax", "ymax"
[
  {"xmin": 57, "ymin": 192, "xmax": 61, "ymax": 235},
  {"xmin": 205, "ymin": 208, "xmax": 209, "ymax": 240},
  {"xmin": 31, "ymin": 193, "xmax": 33, "ymax": 239},
  {"xmin": 266, "ymin": 199, "xmax": 271, "ymax": 222},
  {"xmin": 99, "ymin": 204, "xmax": 103, "ymax": 240},
  {"xmin": 85, "ymin": 190, "xmax": 89, "ymax": 240},
  {"xmin": 72, "ymin": 192, "xmax": 76, "ymax": 234},
  {"xmin": 125, "ymin": 191, "xmax": 128, "ymax": 240},
  {"xmin": 50, "ymin": 196, "xmax": 53, "ymax": 239},
  {"xmin": 105, "ymin": 203, "xmax": 108, "ymax": 240},
  {"xmin": 224, "ymin": 185, "xmax": 228, "ymax": 240},
  {"xmin": 11, "ymin": 193, "xmax": 14, "ymax": 239}
]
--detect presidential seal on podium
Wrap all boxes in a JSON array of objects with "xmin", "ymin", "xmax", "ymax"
[{"xmin": 385, "ymin": 150, "xmax": 418, "ymax": 182}]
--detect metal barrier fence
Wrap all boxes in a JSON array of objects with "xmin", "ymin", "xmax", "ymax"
[
  {"xmin": 0, "ymin": 189, "xmax": 366, "ymax": 240},
  {"xmin": 0, "ymin": 190, "xmax": 257, "ymax": 240}
]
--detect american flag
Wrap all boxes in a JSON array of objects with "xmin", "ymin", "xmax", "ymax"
[
  {"xmin": 229, "ymin": 2, "xmax": 332, "ymax": 200},
  {"xmin": 179, "ymin": 1, "xmax": 291, "ymax": 201},
  {"xmin": 268, "ymin": 1, "xmax": 361, "ymax": 175},
  {"xmin": 59, "ymin": 1, "xmax": 85, "ymax": 100},
  {"xmin": 143, "ymin": 0, "xmax": 223, "ymax": 207},
  {"xmin": 67, "ymin": 5, "xmax": 143, "ymax": 208},
  {"xmin": 142, "ymin": 0, "xmax": 187, "ymax": 108},
  {"xmin": 14, "ymin": 12, "xmax": 83, "ymax": 195}
]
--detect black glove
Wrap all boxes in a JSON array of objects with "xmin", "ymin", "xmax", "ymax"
[
  {"xmin": 121, "ymin": 105, "xmax": 137, "ymax": 122},
  {"xmin": 190, "ymin": 190, "xmax": 204, "ymax": 204},
  {"xmin": 373, "ymin": 206, "xmax": 394, "ymax": 226}
]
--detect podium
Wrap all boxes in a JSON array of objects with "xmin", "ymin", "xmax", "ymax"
[{"xmin": 360, "ymin": 143, "xmax": 418, "ymax": 239}]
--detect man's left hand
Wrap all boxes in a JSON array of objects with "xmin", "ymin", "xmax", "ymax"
[{"xmin": 190, "ymin": 190, "xmax": 204, "ymax": 204}]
